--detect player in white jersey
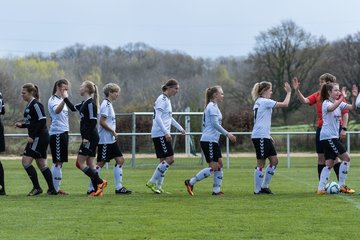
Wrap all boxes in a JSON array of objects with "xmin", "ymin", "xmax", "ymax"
[
  {"xmin": 184, "ymin": 86, "xmax": 236, "ymax": 196},
  {"xmin": 146, "ymin": 79, "xmax": 185, "ymax": 194},
  {"xmin": 87, "ymin": 83, "xmax": 131, "ymax": 194},
  {"xmin": 48, "ymin": 79, "xmax": 76, "ymax": 195},
  {"xmin": 316, "ymin": 82, "xmax": 357, "ymax": 195},
  {"xmin": 251, "ymin": 81, "xmax": 291, "ymax": 194}
]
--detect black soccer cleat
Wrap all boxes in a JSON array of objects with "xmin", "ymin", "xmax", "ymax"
[
  {"xmin": 28, "ymin": 188, "xmax": 43, "ymax": 196},
  {"xmin": 47, "ymin": 189, "xmax": 58, "ymax": 195},
  {"xmin": 259, "ymin": 187, "xmax": 274, "ymax": 194},
  {"xmin": 115, "ymin": 187, "xmax": 132, "ymax": 194}
]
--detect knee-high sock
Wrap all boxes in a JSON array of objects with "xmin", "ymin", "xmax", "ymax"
[
  {"xmin": 318, "ymin": 164, "xmax": 325, "ymax": 180},
  {"xmin": 318, "ymin": 166, "xmax": 331, "ymax": 191},
  {"xmin": 157, "ymin": 173, "xmax": 165, "ymax": 190},
  {"xmin": 261, "ymin": 165, "xmax": 276, "ymax": 188},
  {"xmin": 189, "ymin": 167, "xmax": 212, "ymax": 185},
  {"xmin": 40, "ymin": 167, "xmax": 56, "ymax": 191},
  {"xmin": 333, "ymin": 162, "xmax": 341, "ymax": 182},
  {"xmin": 83, "ymin": 166, "xmax": 101, "ymax": 191},
  {"xmin": 338, "ymin": 161, "xmax": 350, "ymax": 187},
  {"xmin": 51, "ymin": 163, "xmax": 62, "ymax": 192},
  {"xmin": 213, "ymin": 168, "xmax": 223, "ymax": 193},
  {"xmin": 114, "ymin": 164, "xmax": 123, "ymax": 190},
  {"xmin": 24, "ymin": 164, "xmax": 41, "ymax": 189},
  {"xmin": 149, "ymin": 161, "xmax": 169, "ymax": 183},
  {"xmin": 254, "ymin": 167, "xmax": 263, "ymax": 193},
  {"xmin": 0, "ymin": 161, "xmax": 5, "ymax": 192},
  {"xmin": 88, "ymin": 165, "xmax": 101, "ymax": 192}
]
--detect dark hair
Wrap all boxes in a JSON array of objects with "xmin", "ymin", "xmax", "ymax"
[
  {"xmin": 22, "ymin": 83, "xmax": 40, "ymax": 100},
  {"xmin": 52, "ymin": 79, "xmax": 69, "ymax": 95},
  {"xmin": 162, "ymin": 79, "xmax": 179, "ymax": 92},
  {"xmin": 205, "ymin": 85, "xmax": 221, "ymax": 105},
  {"xmin": 319, "ymin": 73, "xmax": 336, "ymax": 83},
  {"xmin": 320, "ymin": 82, "xmax": 338, "ymax": 101}
]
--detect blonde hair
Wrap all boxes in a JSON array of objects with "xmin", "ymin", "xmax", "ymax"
[
  {"xmin": 83, "ymin": 80, "xmax": 99, "ymax": 109},
  {"xmin": 251, "ymin": 81, "xmax": 272, "ymax": 101},
  {"xmin": 103, "ymin": 83, "xmax": 121, "ymax": 97}
]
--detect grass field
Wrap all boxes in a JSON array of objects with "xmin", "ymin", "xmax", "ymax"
[{"xmin": 1, "ymin": 156, "xmax": 360, "ymax": 240}]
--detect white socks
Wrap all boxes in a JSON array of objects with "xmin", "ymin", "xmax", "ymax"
[
  {"xmin": 338, "ymin": 161, "xmax": 350, "ymax": 187},
  {"xmin": 149, "ymin": 161, "xmax": 169, "ymax": 183},
  {"xmin": 189, "ymin": 167, "xmax": 212, "ymax": 185},
  {"xmin": 261, "ymin": 165, "xmax": 276, "ymax": 189},
  {"xmin": 318, "ymin": 166, "xmax": 331, "ymax": 191},
  {"xmin": 51, "ymin": 163, "xmax": 62, "ymax": 192},
  {"xmin": 213, "ymin": 169, "xmax": 223, "ymax": 193},
  {"xmin": 254, "ymin": 167, "xmax": 263, "ymax": 193},
  {"xmin": 114, "ymin": 164, "xmax": 123, "ymax": 190}
]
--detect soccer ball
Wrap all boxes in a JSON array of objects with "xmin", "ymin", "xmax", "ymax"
[{"xmin": 325, "ymin": 182, "xmax": 340, "ymax": 194}]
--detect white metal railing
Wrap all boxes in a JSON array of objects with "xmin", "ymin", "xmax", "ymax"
[{"xmin": 4, "ymin": 131, "xmax": 360, "ymax": 168}]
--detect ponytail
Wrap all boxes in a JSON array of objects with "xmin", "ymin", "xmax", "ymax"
[
  {"xmin": 320, "ymin": 82, "xmax": 338, "ymax": 102},
  {"xmin": 22, "ymin": 83, "xmax": 40, "ymax": 100},
  {"xmin": 205, "ymin": 85, "xmax": 221, "ymax": 106},
  {"xmin": 83, "ymin": 80, "xmax": 99, "ymax": 109},
  {"xmin": 251, "ymin": 81, "xmax": 272, "ymax": 101}
]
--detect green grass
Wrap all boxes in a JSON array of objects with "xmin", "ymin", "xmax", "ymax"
[{"xmin": 1, "ymin": 157, "xmax": 360, "ymax": 240}]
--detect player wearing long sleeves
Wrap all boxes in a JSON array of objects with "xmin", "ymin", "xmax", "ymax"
[
  {"xmin": 184, "ymin": 86, "xmax": 236, "ymax": 196},
  {"xmin": 15, "ymin": 83, "xmax": 57, "ymax": 196},
  {"xmin": 75, "ymin": 80, "xmax": 107, "ymax": 197},
  {"xmin": 146, "ymin": 79, "xmax": 186, "ymax": 194}
]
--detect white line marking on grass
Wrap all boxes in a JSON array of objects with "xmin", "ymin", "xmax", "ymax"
[{"xmin": 278, "ymin": 172, "xmax": 360, "ymax": 210}]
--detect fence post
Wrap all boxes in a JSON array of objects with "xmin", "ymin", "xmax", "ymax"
[
  {"xmin": 347, "ymin": 132, "xmax": 351, "ymax": 153},
  {"xmin": 185, "ymin": 107, "xmax": 190, "ymax": 156},
  {"xmin": 131, "ymin": 112, "xmax": 136, "ymax": 168},
  {"xmin": 287, "ymin": 133, "xmax": 290, "ymax": 168},
  {"xmin": 226, "ymin": 137, "xmax": 230, "ymax": 169}
]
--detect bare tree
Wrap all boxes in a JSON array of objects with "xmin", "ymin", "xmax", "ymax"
[{"xmin": 247, "ymin": 20, "xmax": 327, "ymax": 124}]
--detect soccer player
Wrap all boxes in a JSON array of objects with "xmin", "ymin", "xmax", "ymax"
[
  {"xmin": 146, "ymin": 79, "xmax": 185, "ymax": 194},
  {"xmin": 48, "ymin": 79, "xmax": 77, "ymax": 195},
  {"xmin": 251, "ymin": 81, "xmax": 291, "ymax": 194},
  {"xmin": 292, "ymin": 74, "xmax": 354, "ymax": 193},
  {"xmin": 15, "ymin": 83, "xmax": 57, "ymax": 196},
  {"xmin": 0, "ymin": 91, "xmax": 5, "ymax": 195},
  {"xmin": 87, "ymin": 83, "xmax": 131, "ymax": 194},
  {"xmin": 316, "ymin": 83, "xmax": 357, "ymax": 195},
  {"xmin": 73, "ymin": 80, "xmax": 107, "ymax": 197},
  {"xmin": 184, "ymin": 86, "xmax": 236, "ymax": 196}
]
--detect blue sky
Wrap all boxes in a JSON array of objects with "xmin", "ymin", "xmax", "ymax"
[{"xmin": 1, "ymin": 0, "xmax": 360, "ymax": 58}]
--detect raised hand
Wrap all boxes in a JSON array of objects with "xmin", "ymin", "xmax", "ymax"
[{"xmin": 292, "ymin": 77, "xmax": 299, "ymax": 91}]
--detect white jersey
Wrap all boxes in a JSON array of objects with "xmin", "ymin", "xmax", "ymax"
[
  {"xmin": 200, "ymin": 102, "xmax": 226, "ymax": 143},
  {"xmin": 320, "ymin": 100, "xmax": 347, "ymax": 140},
  {"xmin": 48, "ymin": 95, "xmax": 69, "ymax": 135},
  {"xmin": 98, "ymin": 99, "xmax": 116, "ymax": 144},
  {"xmin": 151, "ymin": 94, "xmax": 183, "ymax": 138},
  {"xmin": 251, "ymin": 97, "xmax": 277, "ymax": 139}
]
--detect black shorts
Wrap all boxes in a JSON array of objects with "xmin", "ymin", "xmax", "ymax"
[
  {"xmin": 321, "ymin": 138, "xmax": 346, "ymax": 160},
  {"xmin": 0, "ymin": 120, "xmax": 4, "ymax": 153},
  {"xmin": 50, "ymin": 132, "xmax": 69, "ymax": 163},
  {"xmin": 200, "ymin": 141, "xmax": 222, "ymax": 163},
  {"xmin": 23, "ymin": 134, "xmax": 49, "ymax": 159},
  {"xmin": 152, "ymin": 136, "xmax": 174, "ymax": 158},
  {"xmin": 78, "ymin": 135, "xmax": 98, "ymax": 157},
  {"xmin": 97, "ymin": 142, "xmax": 123, "ymax": 162},
  {"xmin": 252, "ymin": 138, "xmax": 277, "ymax": 160}
]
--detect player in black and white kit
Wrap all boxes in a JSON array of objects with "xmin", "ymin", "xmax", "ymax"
[
  {"xmin": 87, "ymin": 83, "xmax": 131, "ymax": 194},
  {"xmin": 251, "ymin": 81, "xmax": 291, "ymax": 195},
  {"xmin": 74, "ymin": 80, "xmax": 107, "ymax": 197},
  {"xmin": 15, "ymin": 83, "xmax": 57, "ymax": 196},
  {"xmin": 316, "ymin": 83, "xmax": 357, "ymax": 195},
  {"xmin": 0, "ymin": 91, "xmax": 6, "ymax": 195},
  {"xmin": 184, "ymin": 86, "xmax": 236, "ymax": 196},
  {"xmin": 146, "ymin": 79, "xmax": 185, "ymax": 194},
  {"xmin": 48, "ymin": 79, "xmax": 77, "ymax": 195}
]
